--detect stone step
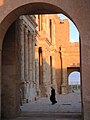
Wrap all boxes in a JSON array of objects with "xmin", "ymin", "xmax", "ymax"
[{"xmin": 20, "ymin": 112, "xmax": 82, "ymax": 119}]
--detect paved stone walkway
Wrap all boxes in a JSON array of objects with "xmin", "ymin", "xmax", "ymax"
[
  {"xmin": 21, "ymin": 92, "xmax": 82, "ymax": 113},
  {"xmin": 2, "ymin": 92, "xmax": 82, "ymax": 120},
  {"xmin": 2, "ymin": 113, "xmax": 82, "ymax": 120}
]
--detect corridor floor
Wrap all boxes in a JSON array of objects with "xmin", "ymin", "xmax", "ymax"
[
  {"xmin": 18, "ymin": 92, "xmax": 82, "ymax": 119},
  {"xmin": 2, "ymin": 92, "xmax": 82, "ymax": 120},
  {"xmin": 21, "ymin": 92, "xmax": 81, "ymax": 113}
]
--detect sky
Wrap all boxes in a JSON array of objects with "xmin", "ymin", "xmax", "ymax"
[
  {"xmin": 58, "ymin": 14, "xmax": 79, "ymax": 42},
  {"xmin": 68, "ymin": 72, "xmax": 80, "ymax": 85}
]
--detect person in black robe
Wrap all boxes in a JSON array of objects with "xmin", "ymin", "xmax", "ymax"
[{"xmin": 50, "ymin": 87, "xmax": 57, "ymax": 105}]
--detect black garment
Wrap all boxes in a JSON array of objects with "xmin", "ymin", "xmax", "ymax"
[{"xmin": 50, "ymin": 88, "xmax": 57, "ymax": 105}]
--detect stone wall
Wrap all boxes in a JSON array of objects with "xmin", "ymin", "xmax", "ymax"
[
  {"xmin": 1, "ymin": 22, "xmax": 20, "ymax": 118},
  {"xmin": 18, "ymin": 15, "xmax": 38, "ymax": 103},
  {"xmin": 55, "ymin": 15, "xmax": 80, "ymax": 94},
  {"xmin": 35, "ymin": 14, "xmax": 80, "ymax": 95}
]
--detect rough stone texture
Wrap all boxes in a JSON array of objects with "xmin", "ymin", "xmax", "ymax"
[
  {"xmin": 0, "ymin": 0, "xmax": 90, "ymax": 119},
  {"xmin": 18, "ymin": 16, "xmax": 37, "ymax": 103},
  {"xmin": 1, "ymin": 14, "xmax": 80, "ymax": 118},
  {"xmin": 36, "ymin": 14, "xmax": 80, "ymax": 95},
  {"xmin": 1, "ymin": 22, "xmax": 20, "ymax": 118},
  {"xmin": 55, "ymin": 15, "xmax": 80, "ymax": 94}
]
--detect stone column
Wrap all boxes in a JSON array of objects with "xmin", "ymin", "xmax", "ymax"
[
  {"xmin": 24, "ymin": 27, "xmax": 29, "ymax": 102},
  {"xmin": 28, "ymin": 32, "xmax": 33, "ymax": 101},
  {"xmin": 61, "ymin": 48, "xmax": 68, "ymax": 94},
  {"xmin": 32, "ymin": 34, "xmax": 35, "ymax": 86},
  {"xmin": 45, "ymin": 51, "xmax": 52, "ymax": 97},
  {"xmin": 28, "ymin": 32, "xmax": 33, "ymax": 83},
  {"xmin": 28, "ymin": 31, "xmax": 31, "ymax": 101},
  {"xmin": 24, "ymin": 27, "xmax": 29, "ymax": 82},
  {"xmin": 35, "ymin": 46, "xmax": 40, "ymax": 97},
  {"xmin": 43, "ymin": 48, "xmax": 46, "ymax": 83},
  {"xmin": 28, "ymin": 32, "xmax": 30, "ymax": 82},
  {"xmin": 42, "ymin": 47, "xmax": 48, "ymax": 97},
  {"xmin": 19, "ymin": 20, "xmax": 25, "ymax": 81},
  {"xmin": 52, "ymin": 55, "xmax": 57, "ymax": 93},
  {"xmin": 32, "ymin": 33, "xmax": 36, "ymax": 99},
  {"xmin": 19, "ymin": 20, "xmax": 26, "ymax": 104}
]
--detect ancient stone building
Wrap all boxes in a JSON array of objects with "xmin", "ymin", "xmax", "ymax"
[
  {"xmin": 18, "ymin": 15, "xmax": 39, "ymax": 104},
  {"xmin": 35, "ymin": 14, "xmax": 80, "ymax": 97},
  {"xmin": 35, "ymin": 14, "xmax": 59, "ymax": 97},
  {"xmin": 1, "ymin": 15, "xmax": 38, "ymax": 117},
  {"xmin": 1, "ymin": 13, "xmax": 80, "ymax": 118},
  {"xmin": 16, "ymin": 14, "xmax": 80, "ymax": 105},
  {"xmin": 55, "ymin": 16, "xmax": 80, "ymax": 93}
]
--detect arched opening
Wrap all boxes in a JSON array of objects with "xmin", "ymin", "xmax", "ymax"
[
  {"xmin": 68, "ymin": 71, "xmax": 80, "ymax": 93},
  {"xmin": 1, "ymin": 2, "xmax": 83, "ymax": 119},
  {"xmin": 0, "ymin": 2, "xmax": 80, "ymax": 47},
  {"xmin": 68, "ymin": 71, "xmax": 81, "ymax": 113}
]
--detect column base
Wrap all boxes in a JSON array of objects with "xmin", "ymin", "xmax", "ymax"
[{"xmin": 61, "ymin": 83, "xmax": 68, "ymax": 94}]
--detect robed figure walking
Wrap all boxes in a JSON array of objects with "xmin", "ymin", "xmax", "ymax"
[{"xmin": 50, "ymin": 87, "xmax": 57, "ymax": 105}]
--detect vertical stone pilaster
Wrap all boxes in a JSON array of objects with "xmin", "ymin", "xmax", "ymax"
[
  {"xmin": 61, "ymin": 68, "xmax": 68, "ymax": 94},
  {"xmin": 35, "ymin": 46, "xmax": 40, "ymax": 97},
  {"xmin": 19, "ymin": 20, "xmax": 25, "ymax": 81},
  {"xmin": 43, "ymin": 48, "xmax": 46, "ymax": 84},
  {"xmin": 28, "ymin": 31, "xmax": 31, "ymax": 101},
  {"xmin": 28, "ymin": 32, "xmax": 32, "ymax": 82},
  {"xmin": 46, "ymin": 51, "xmax": 52, "ymax": 96},
  {"xmin": 32, "ymin": 34, "xmax": 37, "ymax": 99},
  {"xmin": 42, "ymin": 48, "xmax": 48, "ymax": 96},
  {"xmin": 24, "ymin": 27, "xmax": 29, "ymax": 82},
  {"xmin": 28, "ymin": 31, "xmax": 31, "ymax": 82},
  {"xmin": 24, "ymin": 27, "xmax": 29, "ymax": 102},
  {"xmin": 52, "ymin": 55, "xmax": 57, "ymax": 92},
  {"xmin": 19, "ymin": 20, "xmax": 26, "ymax": 104},
  {"xmin": 28, "ymin": 31, "xmax": 33, "ymax": 101},
  {"xmin": 61, "ymin": 50, "xmax": 68, "ymax": 94},
  {"xmin": 32, "ymin": 34, "xmax": 35, "ymax": 84}
]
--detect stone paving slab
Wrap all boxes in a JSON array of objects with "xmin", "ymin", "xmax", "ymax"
[
  {"xmin": 1, "ymin": 118, "xmax": 82, "ymax": 120},
  {"xmin": 1, "ymin": 113, "xmax": 82, "ymax": 120},
  {"xmin": 2, "ymin": 115, "xmax": 82, "ymax": 120},
  {"xmin": 21, "ymin": 93, "xmax": 82, "ymax": 113},
  {"xmin": 2, "ymin": 113, "xmax": 82, "ymax": 120},
  {"xmin": 2, "ymin": 93, "xmax": 82, "ymax": 120}
]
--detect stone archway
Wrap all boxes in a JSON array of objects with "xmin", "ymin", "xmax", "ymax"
[
  {"xmin": 67, "ymin": 67, "xmax": 80, "ymax": 78},
  {"xmin": 68, "ymin": 71, "xmax": 81, "ymax": 95},
  {"xmin": 0, "ymin": 0, "xmax": 82, "ymax": 48},
  {"xmin": 67, "ymin": 67, "xmax": 80, "ymax": 93},
  {"xmin": 0, "ymin": 0, "xmax": 90, "ymax": 119}
]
